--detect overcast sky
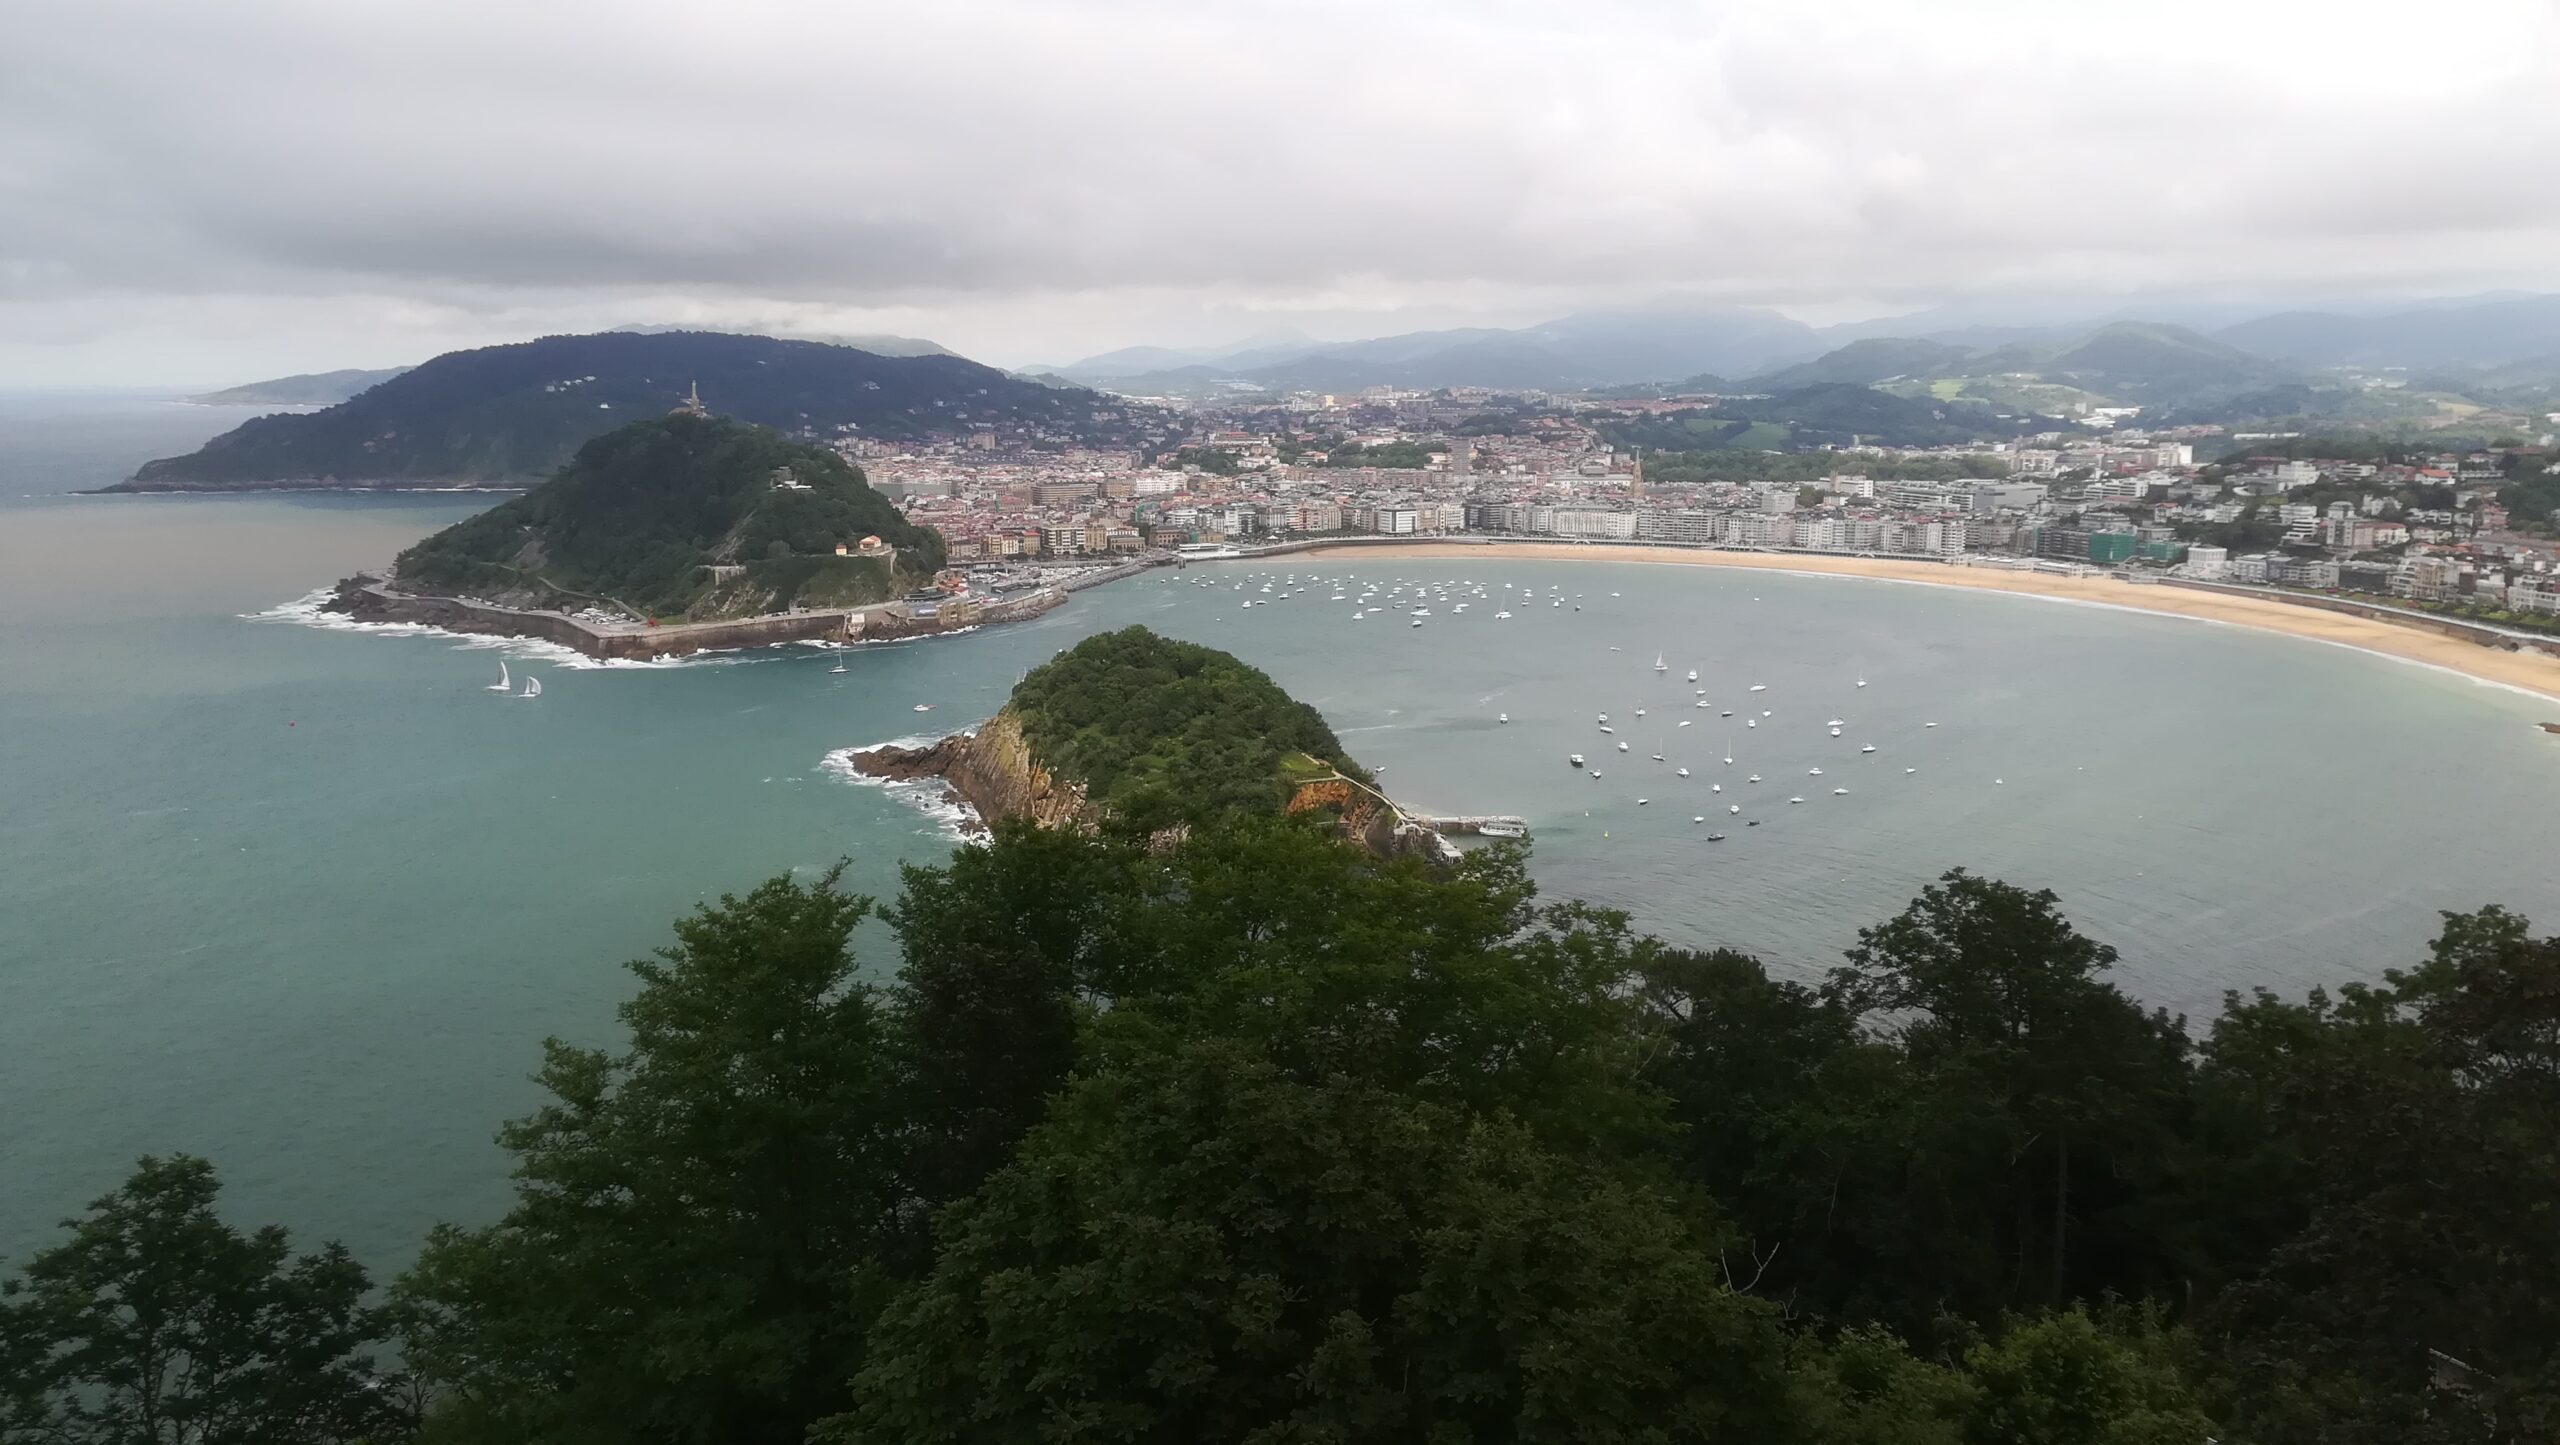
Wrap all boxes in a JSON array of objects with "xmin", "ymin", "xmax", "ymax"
[{"xmin": 7, "ymin": 0, "xmax": 2560, "ymax": 386}]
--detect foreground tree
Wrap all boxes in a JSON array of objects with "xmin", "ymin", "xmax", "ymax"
[
  {"xmin": 884, "ymin": 821, "xmax": 1140, "ymax": 1218},
  {"xmin": 2193, "ymin": 906, "xmax": 2560, "ymax": 1444},
  {"xmin": 1823, "ymin": 870, "xmax": 2193, "ymax": 1326},
  {"xmin": 0, "ymin": 1156, "xmax": 403, "ymax": 1445},
  {"xmin": 395, "ymin": 867, "xmax": 900, "ymax": 1445},
  {"xmin": 830, "ymin": 822, "xmax": 1800, "ymax": 1443}
]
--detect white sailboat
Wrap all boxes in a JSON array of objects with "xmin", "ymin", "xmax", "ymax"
[
  {"xmin": 1856, "ymin": 675, "xmax": 1868, "ymax": 688},
  {"xmin": 1653, "ymin": 654, "xmax": 1667, "ymax": 672},
  {"xmin": 487, "ymin": 660, "xmax": 511, "ymax": 692},
  {"xmin": 516, "ymin": 675, "xmax": 542, "ymax": 699}
]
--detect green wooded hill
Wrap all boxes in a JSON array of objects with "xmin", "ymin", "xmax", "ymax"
[
  {"xmin": 115, "ymin": 330, "xmax": 1162, "ymax": 489},
  {"xmin": 395, "ymin": 414, "xmax": 941, "ymax": 620},
  {"xmin": 1008, "ymin": 626, "xmax": 1369, "ymax": 827}
]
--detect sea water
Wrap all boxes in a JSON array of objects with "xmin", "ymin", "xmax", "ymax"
[{"xmin": 7, "ymin": 392, "xmax": 2559, "ymax": 1270}]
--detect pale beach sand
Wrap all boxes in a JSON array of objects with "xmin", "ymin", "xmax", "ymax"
[{"xmin": 1299, "ymin": 541, "xmax": 2560, "ymax": 707}]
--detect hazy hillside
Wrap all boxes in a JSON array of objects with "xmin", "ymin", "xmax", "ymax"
[
  {"xmin": 116, "ymin": 332, "xmax": 1160, "ymax": 489},
  {"xmin": 1070, "ymin": 302, "xmax": 1821, "ymax": 393},
  {"xmin": 186, "ymin": 368, "xmax": 410, "ymax": 407},
  {"xmin": 2216, "ymin": 294, "xmax": 2560, "ymax": 368}
]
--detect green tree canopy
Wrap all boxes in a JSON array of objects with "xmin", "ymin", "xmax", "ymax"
[{"xmin": 0, "ymin": 1156, "xmax": 404, "ymax": 1445}]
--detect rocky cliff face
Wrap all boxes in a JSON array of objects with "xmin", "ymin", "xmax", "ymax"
[
  {"xmin": 846, "ymin": 708, "xmax": 1091, "ymax": 834},
  {"xmin": 849, "ymin": 709, "xmax": 1451, "ymax": 861}
]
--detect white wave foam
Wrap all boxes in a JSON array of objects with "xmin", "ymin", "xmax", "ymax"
[
  {"xmin": 818, "ymin": 741, "xmax": 982, "ymax": 842},
  {"xmin": 240, "ymin": 588, "xmax": 749, "ymax": 669}
]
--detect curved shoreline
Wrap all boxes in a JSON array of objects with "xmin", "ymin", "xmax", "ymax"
[{"xmin": 1295, "ymin": 541, "xmax": 2560, "ymax": 707}]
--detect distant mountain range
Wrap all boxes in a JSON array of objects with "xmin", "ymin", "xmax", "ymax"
[
  {"xmin": 187, "ymin": 368, "xmax": 410, "ymax": 407},
  {"xmin": 1041, "ymin": 303, "xmax": 1824, "ymax": 394},
  {"xmin": 1039, "ymin": 295, "xmax": 2560, "ymax": 431},
  {"xmin": 2212, "ymin": 295, "xmax": 2560, "ymax": 369},
  {"xmin": 113, "ymin": 332, "xmax": 1161, "ymax": 491}
]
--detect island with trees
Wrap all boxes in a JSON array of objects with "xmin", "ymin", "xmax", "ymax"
[{"xmin": 849, "ymin": 626, "xmax": 1439, "ymax": 850}]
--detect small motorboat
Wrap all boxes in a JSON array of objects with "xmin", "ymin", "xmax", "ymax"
[
  {"xmin": 913, "ymin": 703, "xmax": 934, "ymax": 712},
  {"xmin": 1789, "ymin": 796, "xmax": 1805, "ymax": 804},
  {"xmin": 1617, "ymin": 742, "xmax": 1629, "ymax": 752},
  {"xmin": 1706, "ymin": 832, "xmax": 1725, "ymax": 841},
  {"xmin": 1861, "ymin": 745, "xmax": 1877, "ymax": 753},
  {"xmin": 1569, "ymin": 754, "xmax": 1585, "ymax": 767},
  {"xmin": 1637, "ymin": 798, "xmax": 1650, "ymax": 806},
  {"xmin": 1498, "ymin": 713, "xmax": 1510, "ymax": 724},
  {"xmin": 1833, "ymin": 787, "xmax": 1849, "ymax": 795},
  {"xmin": 1808, "ymin": 767, "xmax": 1824, "ymax": 776},
  {"xmin": 1678, "ymin": 720, "xmax": 1693, "ymax": 728},
  {"xmin": 1748, "ymin": 684, "xmax": 1767, "ymax": 692},
  {"xmin": 1728, "ymin": 804, "xmax": 1741, "ymax": 814},
  {"xmin": 1675, "ymin": 767, "xmax": 1690, "ymax": 777}
]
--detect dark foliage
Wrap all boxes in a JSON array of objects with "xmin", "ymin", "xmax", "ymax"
[
  {"xmin": 1006, "ymin": 625, "xmax": 1367, "ymax": 827},
  {"xmin": 396, "ymin": 413, "xmax": 940, "ymax": 618}
]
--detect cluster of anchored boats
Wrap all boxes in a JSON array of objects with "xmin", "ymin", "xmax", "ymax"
[{"xmin": 1564, "ymin": 659, "xmax": 1944, "ymax": 841}]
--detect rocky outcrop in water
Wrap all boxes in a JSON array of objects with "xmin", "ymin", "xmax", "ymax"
[
  {"xmin": 848, "ymin": 707, "xmax": 1453, "ymax": 861},
  {"xmin": 846, "ymin": 709, "xmax": 1089, "ymax": 836}
]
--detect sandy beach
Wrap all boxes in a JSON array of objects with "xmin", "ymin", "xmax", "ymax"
[{"xmin": 1298, "ymin": 541, "xmax": 2560, "ymax": 706}]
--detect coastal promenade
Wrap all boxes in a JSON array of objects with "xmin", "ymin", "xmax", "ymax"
[{"xmin": 1295, "ymin": 538, "xmax": 2560, "ymax": 706}]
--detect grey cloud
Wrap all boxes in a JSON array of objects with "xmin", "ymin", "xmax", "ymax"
[{"xmin": 8, "ymin": 0, "xmax": 2560, "ymax": 379}]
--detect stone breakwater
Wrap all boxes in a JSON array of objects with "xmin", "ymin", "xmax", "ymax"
[{"xmin": 325, "ymin": 577, "xmax": 1067, "ymax": 660}]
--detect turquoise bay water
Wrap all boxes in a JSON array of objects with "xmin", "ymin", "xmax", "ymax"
[{"xmin": 7, "ymin": 393, "xmax": 2560, "ymax": 1271}]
